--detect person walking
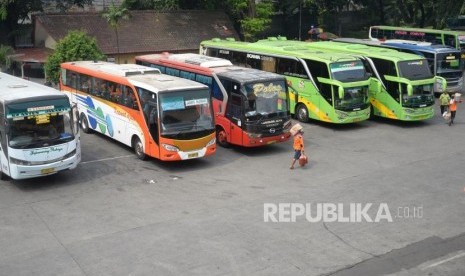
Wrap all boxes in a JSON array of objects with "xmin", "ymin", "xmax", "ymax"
[
  {"xmin": 439, "ymin": 91, "xmax": 450, "ymax": 116},
  {"xmin": 290, "ymin": 124, "xmax": 305, "ymax": 170},
  {"xmin": 449, "ymin": 94, "xmax": 462, "ymax": 126}
]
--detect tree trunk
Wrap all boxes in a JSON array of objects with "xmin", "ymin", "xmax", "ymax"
[{"xmin": 115, "ymin": 29, "xmax": 119, "ymax": 64}]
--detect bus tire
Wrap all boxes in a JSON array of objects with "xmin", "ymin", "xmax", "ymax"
[
  {"xmin": 296, "ymin": 104, "xmax": 309, "ymax": 123},
  {"xmin": 0, "ymin": 171, "xmax": 8, "ymax": 181},
  {"xmin": 133, "ymin": 136, "xmax": 147, "ymax": 160},
  {"xmin": 216, "ymin": 127, "xmax": 230, "ymax": 148},
  {"xmin": 80, "ymin": 114, "xmax": 91, "ymax": 134}
]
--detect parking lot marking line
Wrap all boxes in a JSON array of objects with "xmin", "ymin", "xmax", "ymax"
[
  {"xmin": 423, "ymin": 251, "xmax": 465, "ymax": 269},
  {"xmin": 80, "ymin": 154, "xmax": 134, "ymax": 165}
]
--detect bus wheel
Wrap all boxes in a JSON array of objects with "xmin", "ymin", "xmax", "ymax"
[
  {"xmin": 296, "ymin": 104, "xmax": 309, "ymax": 123},
  {"xmin": 0, "ymin": 172, "xmax": 9, "ymax": 181},
  {"xmin": 133, "ymin": 137, "xmax": 147, "ymax": 160},
  {"xmin": 216, "ymin": 128, "xmax": 230, "ymax": 148},
  {"xmin": 80, "ymin": 114, "xmax": 91, "ymax": 134}
]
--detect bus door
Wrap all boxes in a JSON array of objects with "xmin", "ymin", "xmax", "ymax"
[
  {"xmin": 0, "ymin": 114, "xmax": 9, "ymax": 179},
  {"xmin": 227, "ymin": 93, "xmax": 244, "ymax": 145}
]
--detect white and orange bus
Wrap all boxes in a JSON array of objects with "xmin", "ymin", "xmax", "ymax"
[
  {"xmin": 60, "ymin": 61, "xmax": 216, "ymax": 161},
  {"xmin": 136, "ymin": 53, "xmax": 291, "ymax": 147}
]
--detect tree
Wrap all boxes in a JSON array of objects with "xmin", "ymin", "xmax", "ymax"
[
  {"xmin": 45, "ymin": 30, "xmax": 105, "ymax": 84},
  {"xmin": 102, "ymin": 3, "xmax": 130, "ymax": 64},
  {"xmin": 0, "ymin": 0, "xmax": 92, "ymax": 46},
  {"xmin": 0, "ymin": 44, "xmax": 13, "ymax": 72},
  {"xmin": 227, "ymin": 0, "xmax": 274, "ymax": 41},
  {"xmin": 122, "ymin": 0, "xmax": 179, "ymax": 11}
]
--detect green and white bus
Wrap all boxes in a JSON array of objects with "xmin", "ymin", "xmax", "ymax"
[
  {"xmin": 369, "ymin": 25, "xmax": 465, "ymax": 58},
  {"xmin": 259, "ymin": 38, "xmax": 446, "ymax": 121},
  {"xmin": 0, "ymin": 73, "xmax": 81, "ymax": 180},
  {"xmin": 200, "ymin": 38, "xmax": 372, "ymax": 124}
]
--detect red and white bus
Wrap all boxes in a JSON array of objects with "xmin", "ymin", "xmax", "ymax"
[
  {"xmin": 136, "ymin": 53, "xmax": 291, "ymax": 147},
  {"xmin": 60, "ymin": 61, "xmax": 216, "ymax": 161}
]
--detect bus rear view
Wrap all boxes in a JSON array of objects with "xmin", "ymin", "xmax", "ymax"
[{"xmin": 0, "ymin": 73, "xmax": 81, "ymax": 180}]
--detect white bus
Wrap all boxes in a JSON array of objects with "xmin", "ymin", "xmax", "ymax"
[
  {"xmin": 0, "ymin": 73, "xmax": 81, "ymax": 180},
  {"xmin": 60, "ymin": 61, "xmax": 216, "ymax": 161}
]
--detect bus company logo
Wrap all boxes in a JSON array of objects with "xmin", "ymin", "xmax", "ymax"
[
  {"xmin": 408, "ymin": 61, "xmax": 423, "ymax": 66},
  {"xmin": 247, "ymin": 53, "xmax": 261, "ymax": 60},
  {"xmin": 252, "ymin": 83, "xmax": 282, "ymax": 98},
  {"xmin": 29, "ymin": 146, "xmax": 64, "ymax": 156},
  {"xmin": 269, "ymin": 128, "xmax": 276, "ymax": 134}
]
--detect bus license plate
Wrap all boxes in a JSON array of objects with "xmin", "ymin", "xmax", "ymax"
[
  {"xmin": 41, "ymin": 168, "xmax": 55, "ymax": 174},
  {"xmin": 188, "ymin": 153, "xmax": 198, "ymax": 159}
]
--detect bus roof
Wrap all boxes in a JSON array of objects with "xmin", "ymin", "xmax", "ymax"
[
  {"xmin": 305, "ymin": 41, "xmax": 428, "ymax": 62},
  {"xmin": 370, "ymin": 25, "xmax": 465, "ymax": 35},
  {"xmin": 61, "ymin": 61, "xmax": 209, "ymax": 92},
  {"xmin": 0, "ymin": 72, "xmax": 67, "ymax": 104},
  {"xmin": 201, "ymin": 38, "xmax": 362, "ymax": 63},
  {"xmin": 334, "ymin": 37, "xmax": 460, "ymax": 54},
  {"xmin": 136, "ymin": 53, "xmax": 286, "ymax": 83}
]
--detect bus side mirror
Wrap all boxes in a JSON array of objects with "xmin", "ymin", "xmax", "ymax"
[
  {"xmin": 72, "ymin": 105, "xmax": 79, "ymax": 135},
  {"xmin": 407, "ymin": 84, "xmax": 413, "ymax": 96},
  {"xmin": 437, "ymin": 77, "xmax": 447, "ymax": 92},
  {"xmin": 338, "ymin": 86, "xmax": 344, "ymax": 99}
]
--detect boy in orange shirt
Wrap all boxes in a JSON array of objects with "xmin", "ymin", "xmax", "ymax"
[
  {"xmin": 290, "ymin": 127, "xmax": 305, "ymax": 169},
  {"xmin": 449, "ymin": 94, "xmax": 463, "ymax": 126}
]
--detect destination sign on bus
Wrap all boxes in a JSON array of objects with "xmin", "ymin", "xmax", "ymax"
[
  {"xmin": 330, "ymin": 62, "xmax": 364, "ymax": 72},
  {"xmin": 395, "ymin": 30, "xmax": 425, "ymax": 37}
]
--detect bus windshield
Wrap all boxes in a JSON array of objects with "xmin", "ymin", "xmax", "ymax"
[
  {"xmin": 437, "ymin": 52, "xmax": 462, "ymax": 73},
  {"xmin": 6, "ymin": 99, "xmax": 74, "ymax": 149},
  {"xmin": 159, "ymin": 89, "xmax": 214, "ymax": 136},
  {"xmin": 402, "ymin": 84, "xmax": 435, "ymax": 108},
  {"xmin": 243, "ymin": 80, "xmax": 288, "ymax": 118},
  {"xmin": 398, "ymin": 60, "xmax": 433, "ymax": 80},
  {"xmin": 329, "ymin": 61, "xmax": 368, "ymax": 82}
]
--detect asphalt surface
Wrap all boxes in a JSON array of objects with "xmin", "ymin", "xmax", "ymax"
[{"xmin": 0, "ymin": 102, "xmax": 464, "ymax": 276}]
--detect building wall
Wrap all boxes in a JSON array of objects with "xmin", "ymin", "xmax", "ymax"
[{"xmin": 34, "ymin": 22, "xmax": 57, "ymax": 49}]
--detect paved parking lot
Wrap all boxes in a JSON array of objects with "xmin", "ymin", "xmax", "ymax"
[{"xmin": 0, "ymin": 103, "xmax": 464, "ymax": 276}]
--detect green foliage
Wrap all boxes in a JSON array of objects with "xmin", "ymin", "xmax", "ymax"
[
  {"xmin": 102, "ymin": 3, "xmax": 130, "ymax": 63},
  {"xmin": 45, "ymin": 31, "xmax": 104, "ymax": 84},
  {"xmin": 227, "ymin": 0, "xmax": 274, "ymax": 41},
  {"xmin": 122, "ymin": 0, "xmax": 179, "ymax": 11},
  {"xmin": 0, "ymin": 44, "xmax": 13, "ymax": 71}
]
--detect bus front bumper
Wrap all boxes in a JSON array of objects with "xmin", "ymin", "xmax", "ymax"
[{"xmin": 9, "ymin": 154, "xmax": 80, "ymax": 180}]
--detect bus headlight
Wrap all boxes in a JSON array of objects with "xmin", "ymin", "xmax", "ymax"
[
  {"xmin": 10, "ymin": 157, "xmax": 31, "ymax": 166},
  {"xmin": 335, "ymin": 110, "xmax": 348, "ymax": 119},
  {"xmin": 162, "ymin": 144, "xmax": 179, "ymax": 152},
  {"xmin": 206, "ymin": 138, "xmax": 216, "ymax": 147},
  {"xmin": 283, "ymin": 120, "xmax": 292, "ymax": 131},
  {"xmin": 247, "ymin": 132, "xmax": 262, "ymax": 138},
  {"xmin": 63, "ymin": 149, "xmax": 76, "ymax": 160}
]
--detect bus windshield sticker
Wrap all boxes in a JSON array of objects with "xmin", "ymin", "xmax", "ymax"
[
  {"xmin": 185, "ymin": 98, "xmax": 208, "ymax": 107},
  {"xmin": 252, "ymin": 83, "xmax": 283, "ymax": 98},
  {"xmin": 35, "ymin": 114, "xmax": 50, "ymax": 124},
  {"xmin": 161, "ymin": 97, "xmax": 185, "ymax": 110}
]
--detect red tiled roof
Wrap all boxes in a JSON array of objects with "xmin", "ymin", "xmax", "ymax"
[
  {"xmin": 10, "ymin": 48, "xmax": 54, "ymax": 63},
  {"xmin": 35, "ymin": 10, "xmax": 239, "ymax": 55}
]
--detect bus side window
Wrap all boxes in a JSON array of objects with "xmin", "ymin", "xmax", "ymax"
[
  {"xmin": 261, "ymin": 55, "xmax": 276, "ymax": 73},
  {"xmin": 207, "ymin": 48, "xmax": 218, "ymax": 57},
  {"xmin": 445, "ymin": 34, "xmax": 456, "ymax": 48},
  {"xmin": 124, "ymin": 87, "xmax": 139, "ymax": 110},
  {"xmin": 232, "ymin": 51, "xmax": 247, "ymax": 67},
  {"xmin": 306, "ymin": 59, "xmax": 332, "ymax": 104},
  {"xmin": 277, "ymin": 58, "xmax": 295, "ymax": 76},
  {"xmin": 372, "ymin": 58, "xmax": 400, "ymax": 101},
  {"xmin": 246, "ymin": 55, "xmax": 262, "ymax": 69},
  {"xmin": 212, "ymin": 80, "xmax": 223, "ymax": 101},
  {"xmin": 79, "ymin": 74, "xmax": 91, "ymax": 93},
  {"xmin": 66, "ymin": 71, "xmax": 78, "ymax": 89}
]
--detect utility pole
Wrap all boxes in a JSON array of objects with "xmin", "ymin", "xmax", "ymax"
[{"xmin": 298, "ymin": 0, "xmax": 302, "ymax": 41}]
